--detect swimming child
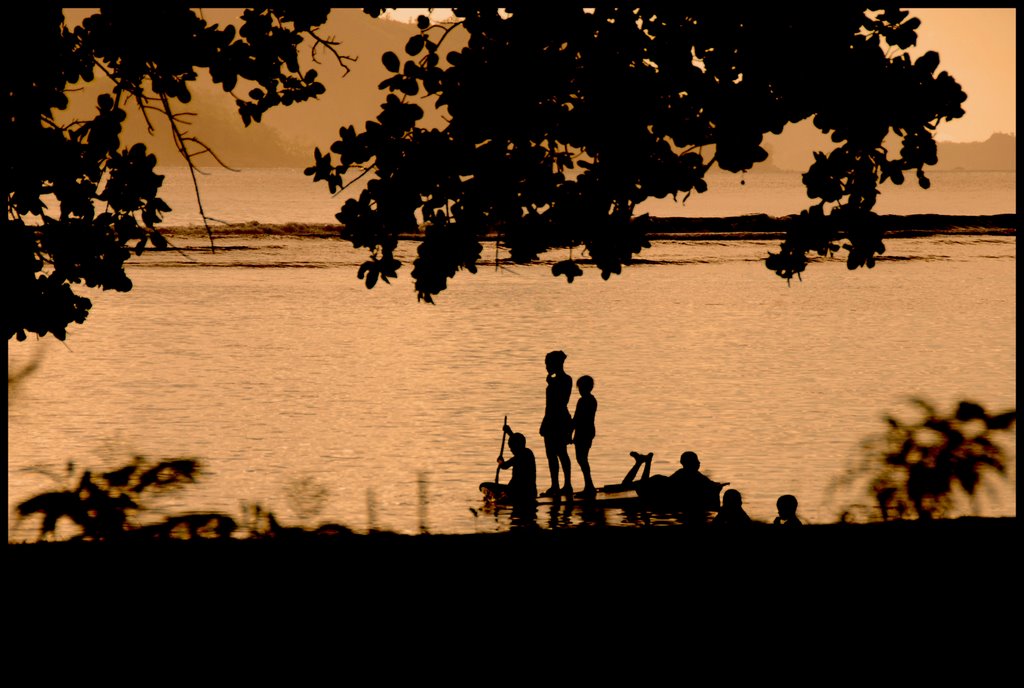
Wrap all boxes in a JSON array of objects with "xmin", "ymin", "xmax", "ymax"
[
  {"xmin": 773, "ymin": 494, "xmax": 802, "ymax": 525},
  {"xmin": 712, "ymin": 488, "xmax": 753, "ymax": 526}
]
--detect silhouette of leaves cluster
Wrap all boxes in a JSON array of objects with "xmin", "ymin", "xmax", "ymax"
[
  {"xmin": 853, "ymin": 399, "xmax": 1016, "ymax": 521},
  {"xmin": 13, "ymin": 455, "xmax": 358, "ymax": 542},
  {"xmin": 4, "ymin": 3, "xmax": 337, "ymax": 340},
  {"xmin": 308, "ymin": 6, "xmax": 965, "ymax": 300},
  {"xmin": 15, "ymin": 456, "xmax": 210, "ymax": 541}
]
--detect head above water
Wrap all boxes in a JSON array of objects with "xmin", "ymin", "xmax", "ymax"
[
  {"xmin": 722, "ymin": 488, "xmax": 742, "ymax": 509},
  {"xmin": 508, "ymin": 433, "xmax": 526, "ymax": 451},
  {"xmin": 777, "ymin": 494, "xmax": 798, "ymax": 517},
  {"xmin": 545, "ymin": 350, "xmax": 567, "ymax": 372},
  {"xmin": 577, "ymin": 375, "xmax": 594, "ymax": 394},
  {"xmin": 679, "ymin": 451, "xmax": 700, "ymax": 471}
]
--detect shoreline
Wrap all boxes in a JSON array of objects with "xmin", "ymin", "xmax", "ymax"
[
  {"xmin": 153, "ymin": 212, "xmax": 1017, "ymax": 241},
  {"xmin": 9, "ymin": 515, "xmax": 1017, "ymax": 559}
]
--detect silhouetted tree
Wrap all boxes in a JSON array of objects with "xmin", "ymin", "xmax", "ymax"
[
  {"xmin": 7, "ymin": 6, "xmax": 967, "ymax": 340},
  {"xmin": 4, "ymin": 4, "xmax": 345, "ymax": 340},
  {"xmin": 840, "ymin": 399, "xmax": 1016, "ymax": 521},
  {"xmin": 309, "ymin": 6, "xmax": 965, "ymax": 301}
]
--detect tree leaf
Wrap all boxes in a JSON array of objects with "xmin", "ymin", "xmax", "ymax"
[{"xmin": 406, "ymin": 34, "xmax": 425, "ymax": 56}]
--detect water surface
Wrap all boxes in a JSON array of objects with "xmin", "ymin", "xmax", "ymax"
[{"xmin": 8, "ymin": 169, "xmax": 1016, "ymax": 538}]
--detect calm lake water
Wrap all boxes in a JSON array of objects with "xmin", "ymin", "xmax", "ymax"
[{"xmin": 7, "ymin": 169, "xmax": 1016, "ymax": 539}]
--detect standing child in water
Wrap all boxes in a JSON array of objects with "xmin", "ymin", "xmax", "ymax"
[
  {"xmin": 539, "ymin": 350, "xmax": 573, "ymax": 497},
  {"xmin": 571, "ymin": 375, "xmax": 598, "ymax": 498}
]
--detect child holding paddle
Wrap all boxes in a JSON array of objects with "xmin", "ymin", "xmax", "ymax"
[{"xmin": 493, "ymin": 423, "xmax": 537, "ymax": 504}]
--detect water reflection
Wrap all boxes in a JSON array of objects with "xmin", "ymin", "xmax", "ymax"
[{"xmin": 483, "ymin": 499, "xmax": 726, "ymax": 531}]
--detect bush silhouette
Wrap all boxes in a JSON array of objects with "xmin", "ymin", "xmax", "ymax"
[
  {"xmin": 14, "ymin": 456, "xmax": 233, "ymax": 541},
  {"xmin": 840, "ymin": 399, "xmax": 1016, "ymax": 521}
]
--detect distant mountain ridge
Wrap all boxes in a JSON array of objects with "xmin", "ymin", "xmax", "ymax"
[
  {"xmin": 932, "ymin": 133, "xmax": 1016, "ymax": 171},
  {"xmin": 762, "ymin": 121, "xmax": 1015, "ymax": 172}
]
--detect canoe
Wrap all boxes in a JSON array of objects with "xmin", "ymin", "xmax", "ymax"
[
  {"xmin": 480, "ymin": 481, "xmax": 642, "ymax": 508},
  {"xmin": 480, "ymin": 480, "xmax": 727, "ymax": 512}
]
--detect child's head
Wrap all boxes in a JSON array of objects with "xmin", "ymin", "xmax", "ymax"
[
  {"xmin": 545, "ymin": 350, "xmax": 567, "ymax": 372},
  {"xmin": 777, "ymin": 494, "xmax": 798, "ymax": 518},
  {"xmin": 577, "ymin": 375, "xmax": 594, "ymax": 394},
  {"xmin": 679, "ymin": 451, "xmax": 701, "ymax": 471},
  {"xmin": 722, "ymin": 488, "xmax": 742, "ymax": 510},
  {"xmin": 508, "ymin": 433, "xmax": 527, "ymax": 452}
]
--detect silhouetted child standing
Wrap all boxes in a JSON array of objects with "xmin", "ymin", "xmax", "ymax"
[
  {"xmin": 773, "ymin": 494, "xmax": 802, "ymax": 525},
  {"xmin": 539, "ymin": 350, "xmax": 573, "ymax": 496},
  {"xmin": 571, "ymin": 375, "xmax": 598, "ymax": 498}
]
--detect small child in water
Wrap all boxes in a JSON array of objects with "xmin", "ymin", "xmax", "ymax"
[
  {"xmin": 773, "ymin": 494, "xmax": 802, "ymax": 525},
  {"xmin": 495, "ymin": 427, "xmax": 537, "ymax": 504},
  {"xmin": 713, "ymin": 488, "xmax": 753, "ymax": 526}
]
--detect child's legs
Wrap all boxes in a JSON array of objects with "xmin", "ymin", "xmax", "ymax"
[
  {"xmin": 558, "ymin": 444, "xmax": 572, "ymax": 487},
  {"xmin": 543, "ymin": 435, "xmax": 562, "ymax": 489},
  {"xmin": 546, "ymin": 436, "xmax": 572, "ymax": 488},
  {"xmin": 622, "ymin": 453, "xmax": 652, "ymax": 483},
  {"xmin": 575, "ymin": 438, "xmax": 594, "ymax": 488}
]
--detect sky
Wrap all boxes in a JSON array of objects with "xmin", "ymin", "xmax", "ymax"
[
  {"xmin": 908, "ymin": 8, "xmax": 1016, "ymax": 141},
  {"xmin": 385, "ymin": 7, "xmax": 1016, "ymax": 143}
]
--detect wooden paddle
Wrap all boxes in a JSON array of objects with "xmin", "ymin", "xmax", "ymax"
[{"xmin": 494, "ymin": 415, "xmax": 508, "ymax": 485}]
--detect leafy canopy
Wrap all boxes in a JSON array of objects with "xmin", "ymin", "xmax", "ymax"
[
  {"xmin": 6, "ymin": 5, "xmax": 966, "ymax": 340},
  {"xmin": 309, "ymin": 6, "xmax": 965, "ymax": 301},
  {"xmin": 4, "ymin": 4, "xmax": 342, "ymax": 340}
]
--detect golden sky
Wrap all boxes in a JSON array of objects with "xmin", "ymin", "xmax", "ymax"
[{"xmin": 909, "ymin": 8, "xmax": 1016, "ymax": 142}]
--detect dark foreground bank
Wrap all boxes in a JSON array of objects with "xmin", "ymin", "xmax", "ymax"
[
  {"xmin": 10, "ymin": 519, "xmax": 1018, "ymax": 670},
  {"xmin": 8, "ymin": 518, "xmax": 1020, "ymax": 649},
  {"xmin": 10, "ymin": 517, "xmax": 1017, "ymax": 588}
]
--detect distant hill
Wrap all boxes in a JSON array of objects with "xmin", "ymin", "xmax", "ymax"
[
  {"xmin": 932, "ymin": 133, "xmax": 1016, "ymax": 171},
  {"xmin": 761, "ymin": 121, "xmax": 1015, "ymax": 172}
]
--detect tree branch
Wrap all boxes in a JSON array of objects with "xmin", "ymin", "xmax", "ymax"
[{"xmin": 304, "ymin": 28, "xmax": 355, "ymax": 76}]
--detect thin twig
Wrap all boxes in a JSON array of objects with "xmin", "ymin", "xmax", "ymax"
[
  {"xmin": 158, "ymin": 92, "xmax": 217, "ymax": 252},
  {"xmin": 336, "ymin": 164, "xmax": 377, "ymax": 195},
  {"xmin": 424, "ymin": 18, "xmax": 465, "ymax": 45},
  {"xmin": 304, "ymin": 28, "xmax": 355, "ymax": 76}
]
